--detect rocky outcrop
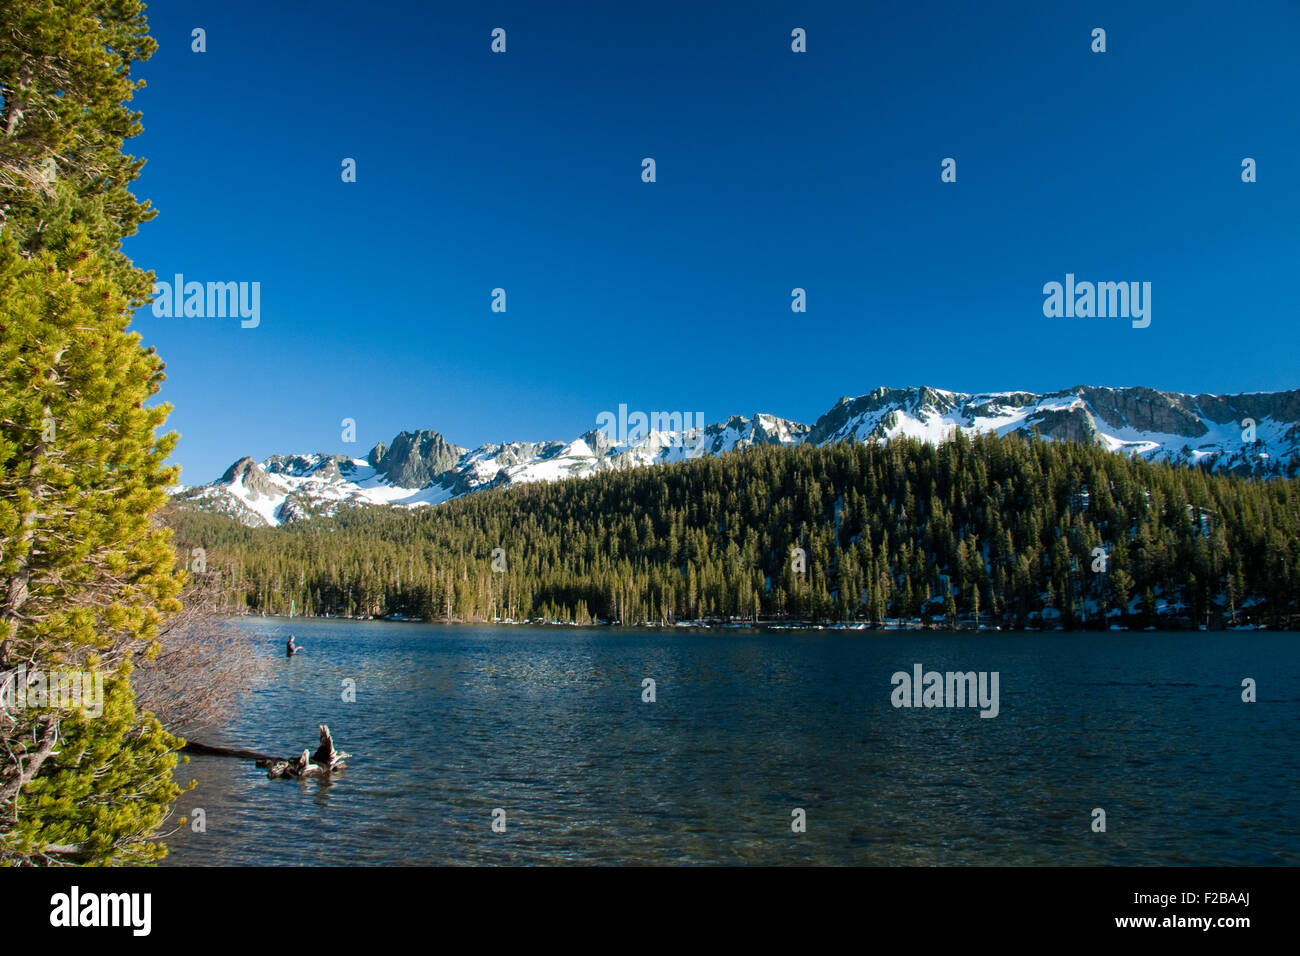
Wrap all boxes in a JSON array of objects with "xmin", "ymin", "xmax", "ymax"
[
  {"xmin": 1074, "ymin": 386, "xmax": 1206, "ymax": 437},
  {"xmin": 263, "ymin": 454, "xmax": 353, "ymax": 481},
  {"xmin": 218, "ymin": 457, "xmax": 285, "ymax": 499},
  {"xmin": 370, "ymin": 430, "xmax": 466, "ymax": 488},
  {"xmin": 1028, "ymin": 405, "xmax": 1102, "ymax": 445},
  {"xmin": 807, "ymin": 387, "xmax": 957, "ymax": 444}
]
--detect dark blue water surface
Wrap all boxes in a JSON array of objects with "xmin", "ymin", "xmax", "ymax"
[{"xmin": 160, "ymin": 619, "xmax": 1299, "ymax": 865}]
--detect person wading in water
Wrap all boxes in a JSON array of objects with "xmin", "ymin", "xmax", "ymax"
[{"xmin": 286, "ymin": 635, "xmax": 299, "ymax": 657}]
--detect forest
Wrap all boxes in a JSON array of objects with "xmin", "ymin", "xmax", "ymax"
[{"xmin": 167, "ymin": 431, "xmax": 1300, "ymax": 630}]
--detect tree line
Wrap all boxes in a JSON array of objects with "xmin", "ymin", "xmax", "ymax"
[{"xmin": 168, "ymin": 431, "xmax": 1300, "ymax": 630}]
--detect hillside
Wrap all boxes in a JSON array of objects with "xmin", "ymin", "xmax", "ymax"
[{"xmin": 167, "ymin": 432, "xmax": 1300, "ymax": 630}]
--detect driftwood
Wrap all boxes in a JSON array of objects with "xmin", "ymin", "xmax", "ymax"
[
  {"xmin": 182, "ymin": 741, "xmax": 279, "ymax": 761},
  {"xmin": 184, "ymin": 725, "xmax": 350, "ymax": 779},
  {"xmin": 256, "ymin": 725, "xmax": 350, "ymax": 779}
]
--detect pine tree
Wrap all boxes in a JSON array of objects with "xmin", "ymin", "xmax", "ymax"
[
  {"xmin": 4, "ymin": 665, "xmax": 180, "ymax": 863},
  {"xmin": 0, "ymin": 0, "xmax": 157, "ymax": 297},
  {"xmin": 1, "ymin": 0, "xmax": 184, "ymax": 864},
  {"xmin": 0, "ymin": 228, "xmax": 186, "ymax": 862}
]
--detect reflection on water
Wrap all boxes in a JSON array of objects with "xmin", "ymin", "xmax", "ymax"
[{"xmin": 160, "ymin": 620, "xmax": 1300, "ymax": 866}]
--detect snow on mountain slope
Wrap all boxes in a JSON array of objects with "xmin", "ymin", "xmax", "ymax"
[
  {"xmin": 171, "ymin": 453, "xmax": 459, "ymax": 526},
  {"xmin": 174, "ymin": 385, "xmax": 1300, "ymax": 527}
]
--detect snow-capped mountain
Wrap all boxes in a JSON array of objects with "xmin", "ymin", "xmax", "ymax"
[{"xmin": 171, "ymin": 385, "xmax": 1300, "ymax": 527}]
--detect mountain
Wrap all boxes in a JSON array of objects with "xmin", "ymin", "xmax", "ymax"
[{"xmin": 171, "ymin": 384, "xmax": 1300, "ymax": 527}]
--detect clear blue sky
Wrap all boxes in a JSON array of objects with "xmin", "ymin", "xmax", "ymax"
[{"xmin": 124, "ymin": 0, "xmax": 1300, "ymax": 483}]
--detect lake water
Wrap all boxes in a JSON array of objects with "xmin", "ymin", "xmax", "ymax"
[{"xmin": 159, "ymin": 619, "xmax": 1300, "ymax": 865}]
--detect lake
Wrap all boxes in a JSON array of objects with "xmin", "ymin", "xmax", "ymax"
[{"xmin": 159, "ymin": 619, "xmax": 1300, "ymax": 865}]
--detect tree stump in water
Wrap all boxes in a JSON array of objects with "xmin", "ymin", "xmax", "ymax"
[{"xmin": 256, "ymin": 725, "xmax": 351, "ymax": 779}]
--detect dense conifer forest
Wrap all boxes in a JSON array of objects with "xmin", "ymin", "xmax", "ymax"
[{"xmin": 168, "ymin": 433, "xmax": 1300, "ymax": 630}]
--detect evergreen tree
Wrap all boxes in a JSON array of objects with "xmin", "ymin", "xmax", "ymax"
[{"xmin": 1, "ymin": 0, "xmax": 184, "ymax": 865}]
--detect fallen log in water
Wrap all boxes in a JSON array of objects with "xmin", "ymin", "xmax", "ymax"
[
  {"xmin": 183, "ymin": 725, "xmax": 350, "ymax": 779},
  {"xmin": 182, "ymin": 741, "xmax": 280, "ymax": 761}
]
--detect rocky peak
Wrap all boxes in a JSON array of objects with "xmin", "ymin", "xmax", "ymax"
[
  {"xmin": 371, "ymin": 429, "xmax": 466, "ymax": 488},
  {"xmin": 218, "ymin": 456, "xmax": 284, "ymax": 499}
]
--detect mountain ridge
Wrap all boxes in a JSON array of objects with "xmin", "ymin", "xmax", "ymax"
[{"xmin": 171, "ymin": 383, "xmax": 1300, "ymax": 527}]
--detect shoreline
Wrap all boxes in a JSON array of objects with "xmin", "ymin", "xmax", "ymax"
[{"xmin": 222, "ymin": 612, "xmax": 1265, "ymax": 633}]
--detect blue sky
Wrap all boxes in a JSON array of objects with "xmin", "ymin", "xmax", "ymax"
[{"xmin": 124, "ymin": 1, "xmax": 1300, "ymax": 482}]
